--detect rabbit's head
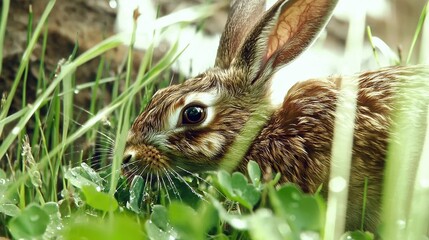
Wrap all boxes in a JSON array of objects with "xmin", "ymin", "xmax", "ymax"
[{"xmin": 122, "ymin": 0, "xmax": 338, "ymax": 177}]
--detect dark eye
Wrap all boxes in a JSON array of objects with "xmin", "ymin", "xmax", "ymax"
[{"xmin": 182, "ymin": 105, "xmax": 206, "ymax": 125}]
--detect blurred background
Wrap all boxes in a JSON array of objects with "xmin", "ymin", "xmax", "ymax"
[
  {"xmin": 115, "ymin": 0, "xmax": 428, "ymax": 103},
  {"xmin": 1, "ymin": 0, "xmax": 428, "ymax": 109}
]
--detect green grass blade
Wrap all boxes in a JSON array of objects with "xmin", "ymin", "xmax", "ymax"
[
  {"xmin": 421, "ymin": 1, "xmax": 429, "ymax": 64},
  {"xmin": 0, "ymin": 34, "xmax": 124, "ymax": 160},
  {"xmin": 324, "ymin": 4, "xmax": 364, "ymax": 237},
  {"xmin": 0, "ymin": 0, "xmax": 56, "ymax": 136},
  {"xmin": 406, "ymin": 1, "xmax": 428, "ymax": 64},
  {"xmin": 22, "ymin": 5, "xmax": 34, "ymax": 108},
  {"xmin": 405, "ymin": 106, "xmax": 429, "ymax": 239},
  {"xmin": 366, "ymin": 26, "xmax": 380, "ymax": 67},
  {"xmin": 381, "ymin": 71, "xmax": 429, "ymax": 239},
  {"xmin": 0, "ymin": 0, "xmax": 10, "ymax": 76},
  {"xmin": 323, "ymin": 77, "xmax": 358, "ymax": 239}
]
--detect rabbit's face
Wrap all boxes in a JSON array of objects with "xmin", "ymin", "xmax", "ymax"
[
  {"xmin": 123, "ymin": 67, "xmax": 267, "ymax": 177},
  {"xmin": 122, "ymin": 0, "xmax": 340, "ymax": 178}
]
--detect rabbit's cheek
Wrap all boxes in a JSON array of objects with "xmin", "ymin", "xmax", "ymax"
[{"xmin": 167, "ymin": 131, "xmax": 227, "ymax": 161}]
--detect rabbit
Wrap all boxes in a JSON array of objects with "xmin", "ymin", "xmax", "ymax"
[{"xmin": 122, "ymin": 0, "xmax": 429, "ymax": 231}]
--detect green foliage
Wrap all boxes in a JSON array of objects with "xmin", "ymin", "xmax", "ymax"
[
  {"xmin": 8, "ymin": 204, "xmax": 50, "ymax": 239},
  {"xmin": 217, "ymin": 170, "xmax": 261, "ymax": 210},
  {"xmin": 81, "ymin": 185, "xmax": 118, "ymax": 212},
  {"xmin": 64, "ymin": 163, "xmax": 106, "ymax": 190},
  {"xmin": 341, "ymin": 231, "xmax": 374, "ymax": 240},
  {"xmin": 269, "ymin": 184, "xmax": 324, "ymax": 232},
  {"xmin": 0, "ymin": 0, "xmax": 428, "ymax": 239},
  {"xmin": 128, "ymin": 176, "xmax": 144, "ymax": 213},
  {"xmin": 62, "ymin": 213, "xmax": 146, "ymax": 240}
]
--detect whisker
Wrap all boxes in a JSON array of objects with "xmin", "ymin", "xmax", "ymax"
[
  {"xmin": 156, "ymin": 173, "xmax": 162, "ymax": 200},
  {"xmin": 160, "ymin": 175, "xmax": 172, "ymax": 203},
  {"xmin": 91, "ymin": 163, "xmax": 113, "ymax": 172},
  {"xmin": 122, "ymin": 163, "xmax": 141, "ymax": 182},
  {"xmin": 143, "ymin": 171, "xmax": 152, "ymax": 199},
  {"xmin": 176, "ymin": 166, "xmax": 224, "ymax": 197},
  {"xmin": 164, "ymin": 168, "xmax": 181, "ymax": 200},
  {"xmin": 170, "ymin": 168, "xmax": 204, "ymax": 199},
  {"xmin": 92, "ymin": 141, "xmax": 115, "ymax": 148}
]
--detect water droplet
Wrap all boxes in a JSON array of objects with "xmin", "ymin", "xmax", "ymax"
[
  {"xmin": 300, "ymin": 231, "xmax": 320, "ymax": 240},
  {"xmin": 109, "ymin": 0, "xmax": 117, "ymax": 9},
  {"xmin": 0, "ymin": 179, "xmax": 6, "ymax": 184},
  {"xmin": 291, "ymin": 192, "xmax": 301, "ymax": 200},
  {"xmin": 329, "ymin": 176, "xmax": 347, "ymax": 193},
  {"xmin": 396, "ymin": 219, "xmax": 406, "ymax": 229},
  {"xmin": 168, "ymin": 235, "xmax": 176, "ymax": 240},
  {"xmin": 420, "ymin": 178, "xmax": 429, "ymax": 188},
  {"xmin": 230, "ymin": 218, "xmax": 247, "ymax": 229},
  {"xmin": 74, "ymin": 89, "xmax": 80, "ymax": 94},
  {"xmin": 12, "ymin": 127, "xmax": 20, "ymax": 135},
  {"xmin": 96, "ymin": 186, "xmax": 102, "ymax": 192},
  {"xmin": 30, "ymin": 215, "xmax": 40, "ymax": 222},
  {"xmin": 290, "ymin": 202, "xmax": 299, "ymax": 209}
]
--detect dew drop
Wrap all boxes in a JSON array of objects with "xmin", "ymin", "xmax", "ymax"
[
  {"xmin": 230, "ymin": 218, "xmax": 247, "ymax": 229},
  {"xmin": 290, "ymin": 202, "xmax": 299, "ymax": 209},
  {"xmin": 329, "ymin": 177, "xmax": 347, "ymax": 193},
  {"xmin": 109, "ymin": 0, "xmax": 117, "ymax": 9},
  {"xmin": 12, "ymin": 127, "xmax": 20, "ymax": 135},
  {"xmin": 291, "ymin": 192, "xmax": 301, "ymax": 200},
  {"xmin": 74, "ymin": 89, "xmax": 80, "ymax": 94},
  {"xmin": 300, "ymin": 231, "xmax": 320, "ymax": 240},
  {"xmin": 396, "ymin": 219, "xmax": 406, "ymax": 229},
  {"xmin": 420, "ymin": 178, "xmax": 429, "ymax": 188},
  {"xmin": 30, "ymin": 215, "xmax": 40, "ymax": 222}
]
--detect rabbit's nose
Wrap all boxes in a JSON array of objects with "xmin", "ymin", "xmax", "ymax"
[{"xmin": 122, "ymin": 153, "xmax": 133, "ymax": 165}]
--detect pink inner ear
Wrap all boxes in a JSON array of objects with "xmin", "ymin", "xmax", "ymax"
[
  {"xmin": 267, "ymin": 14, "xmax": 291, "ymax": 59},
  {"xmin": 264, "ymin": 0, "xmax": 327, "ymax": 65}
]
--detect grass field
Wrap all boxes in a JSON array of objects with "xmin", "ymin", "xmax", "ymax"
[{"xmin": 0, "ymin": 0, "xmax": 429, "ymax": 239}]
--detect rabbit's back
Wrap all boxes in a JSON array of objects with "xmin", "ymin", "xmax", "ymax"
[{"xmin": 242, "ymin": 65, "xmax": 429, "ymax": 230}]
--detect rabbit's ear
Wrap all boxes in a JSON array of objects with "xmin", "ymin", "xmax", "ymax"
[
  {"xmin": 215, "ymin": 0, "xmax": 266, "ymax": 69},
  {"xmin": 235, "ymin": 0, "xmax": 338, "ymax": 85}
]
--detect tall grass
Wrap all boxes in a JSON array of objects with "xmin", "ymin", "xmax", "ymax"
[
  {"xmin": 0, "ymin": 0, "xmax": 428, "ymax": 239},
  {"xmin": 323, "ymin": 3, "xmax": 365, "ymax": 238},
  {"xmin": 0, "ymin": 0, "xmax": 9, "ymax": 77}
]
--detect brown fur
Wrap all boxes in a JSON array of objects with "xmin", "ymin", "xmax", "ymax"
[
  {"xmin": 241, "ymin": 68, "xmax": 407, "ymax": 230},
  {"xmin": 123, "ymin": 0, "xmax": 429, "ymax": 232}
]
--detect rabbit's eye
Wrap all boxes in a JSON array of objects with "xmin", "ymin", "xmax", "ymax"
[{"xmin": 182, "ymin": 105, "xmax": 206, "ymax": 125}]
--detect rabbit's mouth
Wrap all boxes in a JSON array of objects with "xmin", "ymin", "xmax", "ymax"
[{"xmin": 121, "ymin": 143, "xmax": 172, "ymax": 178}]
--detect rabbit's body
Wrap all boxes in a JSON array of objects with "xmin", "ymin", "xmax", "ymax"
[
  {"xmin": 242, "ymin": 67, "xmax": 423, "ymax": 230},
  {"xmin": 123, "ymin": 0, "xmax": 429, "ymax": 232}
]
